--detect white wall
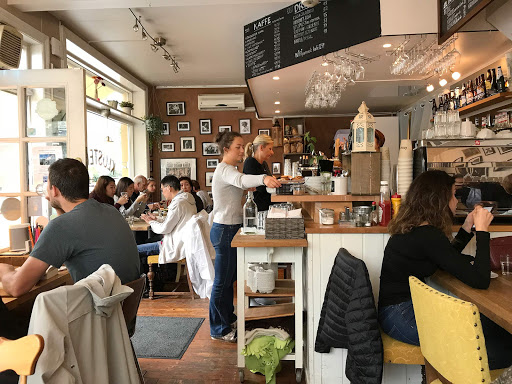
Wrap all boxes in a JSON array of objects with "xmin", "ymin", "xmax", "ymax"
[{"xmin": 380, "ymin": 0, "xmax": 437, "ymax": 36}]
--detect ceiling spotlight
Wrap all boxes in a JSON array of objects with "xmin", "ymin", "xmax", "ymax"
[
  {"xmin": 274, "ymin": 101, "xmax": 280, "ymax": 105},
  {"xmin": 451, "ymin": 71, "xmax": 461, "ymax": 80},
  {"xmin": 133, "ymin": 19, "xmax": 139, "ymax": 32},
  {"xmin": 151, "ymin": 44, "xmax": 158, "ymax": 52},
  {"xmin": 382, "ymin": 43, "xmax": 392, "ymax": 48},
  {"xmin": 426, "ymin": 84, "xmax": 434, "ymax": 92},
  {"xmin": 275, "ymin": 110, "xmax": 281, "ymax": 114},
  {"xmin": 141, "ymin": 30, "xmax": 147, "ymax": 41},
  {"xmin": 439, "ymin": 78, "xmax": 447, "ymax": 87},
  {"xmin": 321, "ymin": 61, "xmax": 329, "ymax": 67},
  {"xmin": 272, "ymin": 76, "xmax": 280, "ymax": 80}
]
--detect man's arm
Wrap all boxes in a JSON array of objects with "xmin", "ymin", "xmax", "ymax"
[{"xmin": 0, "ymin": 257, "xmax": 49, "ymax": 297}]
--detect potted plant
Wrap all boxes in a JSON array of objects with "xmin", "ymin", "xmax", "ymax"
[
  {"xmin": 107, "ymin": 100, "xmax": 119, "ymax": 108},
  {"xmin": 120, "ymin": 101, "xmax": 134, "ymax": 115},
  {"xmin": 144, "ymin": 115, "xmax": 164, "ymax": 152}
]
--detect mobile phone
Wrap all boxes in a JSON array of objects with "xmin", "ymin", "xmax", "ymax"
[{"xmin": 483, "ymin": 206, "xmax": 493, "ymax": 212}]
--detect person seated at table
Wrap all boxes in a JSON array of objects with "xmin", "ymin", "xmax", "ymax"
[
  {"xmin": 131, "ymin": 175, "xmax": 148, "ymax": 202},
  {"xmin": 137, "ymin": 175, "xmax": 197, "ymax": 261},
  {"xmin": 179, "ymin": 176, "xmax": 204, "ymax": 213},
  {"xmin": 0, "ymin": 158, "xmax": 140, "ymax": 297},
  {"xmin": 145, "ymin": 177, "xmax": 161, "ymax": 211},
  {"xmin": 378, "ymin": 169, "xmax": 512, "ymax": 369},
  {"xmin": 89, "ymin": 175, "xmax": 116, "ymax": 205},
  {"xmin": 191, "ymin": 179, "xmax": 213, "ymax": 213},
  {"xmin": 114, "ymin": 177, "xmax": 147, "ymax": 217}
]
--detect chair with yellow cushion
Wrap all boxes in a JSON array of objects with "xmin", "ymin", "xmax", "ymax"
[
  {"xmin": 409, "ymin": 276, "xmax": 505, "ymax": 384},
  {"xmin": 147, "ymin": 255, "xmax": 195, "ymax": 300},
  {"xmin": 381, "ymin": 329, "xmax": 424, "ymax": 365}
]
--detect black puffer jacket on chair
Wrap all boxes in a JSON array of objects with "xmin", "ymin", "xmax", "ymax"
[{"xmin": 315, "ymin": 248, "xmax": 383, "ymax": 384}]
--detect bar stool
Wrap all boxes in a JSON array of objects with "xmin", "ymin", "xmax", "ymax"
[{"xmin": 146, "ymin": 255, "xmax": 195, "ymax": 300}]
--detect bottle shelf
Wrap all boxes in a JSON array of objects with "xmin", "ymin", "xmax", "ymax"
[
  {"xmin": 245, "ymin": 279, "xmax": 295, "ymax": 297},
  {"xmin": 458, "ymin": 91, "xmax": 512, "ymax": 117},
  {"xmin": 283, "ymin": 152, "xmax": 310, "ymax": 157},
  {"xmin": 245, "ymin": 302, "xmax": 295, "ymax": 321}
]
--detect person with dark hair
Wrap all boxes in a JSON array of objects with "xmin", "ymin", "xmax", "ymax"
[
  {"xmin": 114, "ymin": 177, "xmax": 147, "ymax": 217},
  {"xmin": 191, "ymin": 179, "xmax": 213, "ymax": 213},
  {"xmin": 179, "ymin": 176, "xmax": 204, "ymax": 213},
  {"xmin": 0, "ymin": 158, "xmax": 140, "ymax": 297},
  {"xmin": 136, "ymin": 175, "xmax": 197, "ymax": 261},
  {"xmin": 209, "ymin": 131, "xmax": 280, "ymax": 342},
  {"xmin": 379, "ymin": 170, "xmax": 512, "ymax": 369},
  {"xmin": 89, "ymin": 175, "xmax": 116, "ymax": 205}
]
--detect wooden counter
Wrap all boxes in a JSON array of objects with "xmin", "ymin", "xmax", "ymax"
[
  {"xmin": 271, "ymin": 194, "xmax": 379, "ymax": 202},
  {"xmin": 231, "ymin": 229, "xmax": 307, "ymax": 248}
]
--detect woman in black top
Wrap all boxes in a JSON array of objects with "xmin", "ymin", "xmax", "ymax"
[
  {"xmin": 242, "ymin": 134, "xmax": 274, "ymax": 211},
  {"xmin": 378, "ymin": 170, "xmax": 512, "ymax": 369},
  {"xmin": 179, "ymin": 176, "xmax": 203, "ymax": 213}
]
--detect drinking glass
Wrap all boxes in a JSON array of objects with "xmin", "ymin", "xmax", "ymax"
[
  {"xmin": 126, "ymin": 216, "xmax": 134, "ymax": 226},
  {"xmin": 501, "ymin": 255, "xmax": 511, "ymax": 276}
]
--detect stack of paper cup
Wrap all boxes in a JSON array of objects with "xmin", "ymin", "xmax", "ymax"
[
  {"xmin": 380, "ymin": 147, "xmax": 391, "ymax": 186},
  {"xmin": 397, "ymin": 139, "xmax": 413, "ymax": 197}
]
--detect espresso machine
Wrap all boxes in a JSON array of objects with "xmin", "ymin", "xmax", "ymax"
[{"xmin": 414, "ymin": 139, "xmax": 512, "ymax": 223}]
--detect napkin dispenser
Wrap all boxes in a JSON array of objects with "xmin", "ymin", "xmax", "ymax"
[{"xmin": 247, "ymin": 264, "xmax": 275, "ymax": 294}]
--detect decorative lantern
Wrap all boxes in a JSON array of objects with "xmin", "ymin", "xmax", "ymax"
[
  {"xmin": 271, "ymin": 118, "xmax": 283, "ymax": 147},
  {"xmin": 352, "ymin": 101, "xmax": 376, "ymax": 152}
]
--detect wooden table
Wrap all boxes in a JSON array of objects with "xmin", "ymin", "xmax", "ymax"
[
  {"xmin": 0, "ymin": 270, "xmax": 73, "ymax": 310},
  {"xmin": 430, "ymin": 270, "xmax": 512, "ymax": 334},
  {"xmin": 129, "ymin": 221, "xmax": 150, "ymax": 232}
]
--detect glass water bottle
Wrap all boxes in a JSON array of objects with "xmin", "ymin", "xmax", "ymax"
[{"xmin": 243, "ymin": 191, "xmax": 258, "ymax": 234}]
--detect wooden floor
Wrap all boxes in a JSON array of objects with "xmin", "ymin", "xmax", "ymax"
[{"xmin": 137, "ymin": 295, "xmax": 304, "ymax": 384}]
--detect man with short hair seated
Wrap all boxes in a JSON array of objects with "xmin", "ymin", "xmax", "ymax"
[
  {"xmin": 0, "ymin": 158, "xmax": 141, "ymax": 297},
  {"xmin": 137, "ymin": 175, "xmax": 197, "ymax": 261}
]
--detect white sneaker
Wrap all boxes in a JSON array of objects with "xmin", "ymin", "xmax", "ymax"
[
  {"xmin": 231, "ymin": 321, "xmax": 237, "ymax": 330},
  {"xmin": 211, "ymin": 329, "xmax": 237, "ymax": 343}
]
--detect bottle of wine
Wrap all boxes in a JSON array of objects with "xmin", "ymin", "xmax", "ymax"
[
  {"xmin": 486, "ymin": 69, "xmax": 494, "ymax": 96},
  {"xmin": 467, "ymin": 80, "xmax": 474, "ymax": 105},
  {"xmin": 460, "ymin": 83, "xmax": 467, "ymax": 108},
  {"xmin": 449, "ymin": 90, "xmax": 455, "ymax": 110},
  {"xmin": 474, "ymin": 77, "xmax": 480, "ymax": 101},
  {"xmin": 497, "ymin": 66, "xmax": 506, "ymax": 93},
  {"xmin": 481, "ymin": 74, "xmax": 487, "ymax": 99},
  {"xmin": 491, "ymin": 68, "xmax": 498, "ymax": 94}
]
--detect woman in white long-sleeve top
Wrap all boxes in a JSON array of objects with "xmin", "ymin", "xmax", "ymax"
[{"xmin": 209, "ymin": 131, "xmax": 280, "ymax": 342}]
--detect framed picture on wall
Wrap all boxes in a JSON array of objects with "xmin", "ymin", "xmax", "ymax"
[
  {"xmin": 160, "ymin": 158, "xmax": 197, "ymax": 180},
  {"xmin": 162, "ymin": 123, "xmax": 170, "ymax": 135},
  {"xmin": 202, "ymin": 142, "xmax": 220, "ymax": 156},
  {"xmin": 166, "ymin": 101, "xmax": 186, "ymax": 116},
  {"xmin": 200, "ymin": 119, "xmax": 212, "ymax": 135},
  {"xmin": 239, "ymin": 119, "xmax": 251, "ymax": 134},
  {"xmin": 205, "ymin": 172, "xmax": 215, "ymax": 187},
  {"xmin": 177, "ymin": 121, "xmax": 190, "ymax": 131},
  {"xmin": 258, "ymin": 129, "xmax": 270, "ymax": 136},
  {"xmin": 161, "ymin": 142, "xmax": 175, "ymax": 152},
  {"xmin": 180, "ymin": 137, "xmax": 195, "ymax": 152},
  {"xmin": 206, "ymin": 159, "xmax": 219, "ymax": 168},
  {"xmin": 219, "ymin": 125, "xmax": 231, "ymax": 132},
  {"xmin": 272, "ymin": 162, "xmax": 281, "ymax": 175}
]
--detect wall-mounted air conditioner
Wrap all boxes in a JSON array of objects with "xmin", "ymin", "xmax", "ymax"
[
  {"xmin": 0, "ymin": 25, "xmax": 22, "ymax": 70},
  {"xmin": 198, "ymin": 93, "xmax": 245, "ymax": 111}
]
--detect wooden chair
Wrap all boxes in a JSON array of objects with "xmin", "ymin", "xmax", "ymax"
[
  {"xmin": 0, "ymin": 334, "xmax": 44, "ymax": 384},
  {"xmin": 146, "ymin": 255, "xmax": 195, "ymax": 300},
  {"xmin": 122, "ymin": 274, "xmax": 146, "ymax": 384},
  {"xmin": 409, "ymin": 276, "xmax": 505, "ymax": 383}
]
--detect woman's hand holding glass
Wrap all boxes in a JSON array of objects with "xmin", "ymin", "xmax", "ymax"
[
  {"xmin": 141, "ymin": 212, "xmax": 157, "ymax": 223},
  {"xmin": 118, "ymin": 194, "xmax": 129, "ymax": 205},
  {"xmin": 473, "ymin": 205, "xmax": 494, "ymax": 232},
  {"xmin": 264, "ymin": 176, "xmax": 281, "ymax": 188}
]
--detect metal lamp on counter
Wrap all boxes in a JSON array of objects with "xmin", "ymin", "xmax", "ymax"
[
  {"xmin": 352, "ymin": 101, "xmax": 376, "ymax": 153},
  {"xmin": 271, "ymin": 118, "xmax": 283, "ymax": 147}
]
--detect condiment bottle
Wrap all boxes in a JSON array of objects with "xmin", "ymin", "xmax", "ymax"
[
  {"xmin": 379, "ymin": 181, "xmax": 391, "ymax": 227},
  {"xmin": 391, "ymin": 194, "xmax": 401, "ymax": 219},
  {"xmin": 370, "ymin": 201, "xmax": 379, "ymax": 226}
]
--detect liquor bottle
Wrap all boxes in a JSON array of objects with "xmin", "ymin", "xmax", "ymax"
[
  {"xmin": 466, "ymin": 81, "xmax": 474, "ymax": 105},
  {"xmin": 473, "ymin": 78, "xmax": 479, "ymax": 101},
  {"xmin": 460, "ymin": 83, "xmax": 467, "ymax": 108},
  {"xmin": 243, "ymin": 191, "xmax": 258, "ymax": 234},
  {"xmin": 449, "ymin": 90, "xmax": 455, "ymax": 110},
  {"xmin": 370, "ymin": 201, "xmax": 379, "ymax": 226},
  {"xmin": 481, "ymin": 74, "xmax": 487, "ymax": 99},
  {"xmin": 431, "ymin": 98, "xmax": 437, "ymax": 116},
  {"xmin": 454, "ymin": 87, "xmax": 460, "ymax": 110},
  {"xmin": 497, "ymin": 66, "xmax": 506, "ymax": 93},
  {"xmin": 486, "ymin": 70, "xmax": 494, "ymax": 96},
  {"xmin": 379, "ymin": 181, "xmax": 391, "ymax": 227},
  {"xmin": 491, "ymin": 68, "xmax": 498, "ymax": 94},
  {"xmin": 475, "ymin": 76, "xmax": 482, "ymax": 101}
]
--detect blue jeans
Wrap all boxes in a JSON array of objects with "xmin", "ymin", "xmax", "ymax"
[
  {"xmin": 209, "ymin": 223, "xmax": 241, "ymax": 337},
  {"xmin": 378, "ymin": 300, "xmax": 420, "ymax": 346},
  {"xmin": 137, "ymin": 242, "xmax": 160, "ymax": 257}
]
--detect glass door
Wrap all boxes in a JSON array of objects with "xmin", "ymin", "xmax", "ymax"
[{"xmin": 0, "ymin": 68, "xmax": 86, "ymax": 248}]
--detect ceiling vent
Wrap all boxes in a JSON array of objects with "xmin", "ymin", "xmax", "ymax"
[
  {"xmin": 0, "ymin": 25, "xmax": 22, "ymax": 70},
  {"xmin": 198, "ymin": 93, "xmax": 245, "ymax": 111}
]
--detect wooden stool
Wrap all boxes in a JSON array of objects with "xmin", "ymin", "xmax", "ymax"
[{"xmin": 147, "ymin": 255, "xmax": 195, "ymax": 300}]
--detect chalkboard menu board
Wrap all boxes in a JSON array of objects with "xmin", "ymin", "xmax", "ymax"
[
  {"xmin": 438, "ymin": 0, "xmax": 493, "ymax": 44},
  {"xmin": 244, "ymin": 1, "xmax": 381, "ymax": 80}
]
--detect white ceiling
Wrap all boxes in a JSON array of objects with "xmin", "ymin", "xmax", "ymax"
[{"xmin": 8, "ymin": 0, "xmax": 512, "ymax": 116}]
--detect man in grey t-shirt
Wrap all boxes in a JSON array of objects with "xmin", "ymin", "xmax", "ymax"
[{"xmin": 0, "ymin": 159, "xmax": 140, "ymax": 297}]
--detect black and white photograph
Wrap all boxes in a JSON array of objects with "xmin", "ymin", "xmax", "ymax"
[
  {"xmin": 160, "ymin": 158, "xmax": 197, "ymax": 180},
  {"xmin": 206, "ymin": 159, "xmax": 219, "ymax": 168},
  {"xmin": 200, "ymin": 119, "xmax": 212, "ymax": 135},
  {"xmin": 177, "ymin": 121, "xmax": 190, "ymax": 131},
  {"xmin": 162, "ymin": 123, "xmax": 170, "ymax": 135},
  {"xmin": 202, "ymin": 142, "xmax": 220, "ymax": 156},
  {"xmin": 272, "ymin": 162, "xmax": 281, "ymax": 175},
  {"xmin": 180, "ymin": 137, "xmax": 195, "ymax": 152},
  {"xmin": 258, "ymin": 129, "xmax": 270, "ymax": 136},
  {"xmin": 161, "ymin": 142, "xmax": 175, "ymax": 152},
  {"xmin": 219, "ymin": 125, "xmax": 231, "ymax": 132},
  {"xmin": 205, "ymin": 172, "xmax": 215, "ymax": 187},
  {"xmin": 166, "ymin": 101, "xmax": 186, "ymax": 116},
  {"xmin": 239, "ymin": 118, "xmax": 251, "ymax": 134}
]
